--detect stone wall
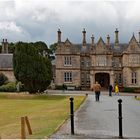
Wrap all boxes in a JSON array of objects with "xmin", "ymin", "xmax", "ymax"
[{"xmin": 0, "ymin": 69, "xmax": 15, "ymax": 82}]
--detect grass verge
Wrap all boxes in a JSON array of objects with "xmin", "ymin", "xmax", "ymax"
[
  {"xmin": 0, "ymin": 93, "xmax": 85, "ymax": 139},
  {"xmin": 136, "ymin": 97, "xmax": 140, "ymax": 100}
]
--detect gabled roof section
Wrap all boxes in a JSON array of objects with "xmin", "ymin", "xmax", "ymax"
[
  {"xmin": 129, "ymin": 33, "xmax": 138, "ymax": 44},
  {"xmin": 95, "ymin": 37, "xmax": 108, "ymax": 53},
  {"xmin": 124, "ymin": 34, "xmax": 140, "ymax": 52},
  {"xmin": 97, "ymin": 37, "xmax": 105, "ymax": 46},
  {"xmin": 56, "ymin": 38, "xmax": 81, "ymax": 54},
  {"xmin": 64, "ymin": 38, "xmax": 72, "ymax": 46}
]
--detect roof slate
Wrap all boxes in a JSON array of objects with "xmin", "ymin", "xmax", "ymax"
[{"xmin": 0, "ymin": 54, "xmax": 13, "ymax": 69}]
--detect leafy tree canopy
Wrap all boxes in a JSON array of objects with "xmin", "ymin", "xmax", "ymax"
[
  {"xmin": 6, "ymin": 41, "xmax": 50, "ymax": 55},
  {"xmin": 8, "ymin": 42, "xmax": 16, "ymax": 53},
  {"xmin": 49, "ymin": 42, "xmax": 58, "ymax": 55},
  {"xmin": 13, "ymin": 42, "xmax": 52, "ymax": 93},
  {"xmin": 34, "ymin": 41, "xmax": 49, "ymax": 57},
  {"xmin": 49, "ymin": 42, "xmax": 58, "ymax": 60}
]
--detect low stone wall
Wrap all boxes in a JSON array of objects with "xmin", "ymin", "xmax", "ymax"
[{"xmin": 0, "ymin": 69, "xmax": 15, "ymax": 82}]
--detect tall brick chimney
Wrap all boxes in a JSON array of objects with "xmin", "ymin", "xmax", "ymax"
[
  {"xmin": 107, "ymin": 35, "xmax": 110, "ymax": 46},
  {"xmin": 114, "ymin": 28, "xmax": 120, "ymax": 50},
  {"xmin": 2, "ymin": 39, "xmax": 4, "ymax": 53},
  {"xmin": 57, "ymin": 29, "xmax": 61, "ymax": 43},
  {"xmin": 82, "ymin": 28, "xmax": 86, "ymax": 46},
  {"xmin": 91, "ymin": 34, "xmax": 94, "ymax": 46},
  {"xmin": 5, "ymin": 39, "xmax": 8, "ymax": 53},
  {"xmin": 139, "ymin": 30, "xmax": 140, "ymax": 44},
  {"xmin": 115, "ymin": 28, "xmax": 119, "ymax": 46},
  {"xmin": 1, "ymin": 39, "xmax": 8, "ymax": 54}
]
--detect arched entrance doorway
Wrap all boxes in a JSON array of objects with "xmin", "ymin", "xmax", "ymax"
[{"xmin": 95, "ymin": 73, "xmax": 110, "ymax": 88}]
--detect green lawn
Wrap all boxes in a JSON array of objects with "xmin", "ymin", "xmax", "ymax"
[{"xmin": 0, "ymin": 93, "xmax": 85, "ymax": 139}]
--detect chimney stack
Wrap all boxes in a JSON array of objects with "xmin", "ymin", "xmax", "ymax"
[
  {"xmin": 139, "ymin": 30, "xmax": 140, "ymax": 43},
  {"xmin": 82, "ymin": 28, "xmax": 86, "ymax": 46},
  {"xmin": 2, "ymin": 39, "xmax": 5, "ymax": 53},
  {"xmin": 1, "ymin": 39, "xmax": 8, "ymax": 54},
  {"xmin": 115, "ymin": 28, "xmax": 119, "ymax": 46},
  {"xmin": 57, "ymin": 29, "xmax": 61, "ymax": 43},
  {"xmin": 5, "ymin": 39, "xmax": 8, "ymax": 53},
  {"xmin": 107, "ymin": 35, "xmax": 110, "ymax": 45},
  {"xmin": 91, "ymin": 34, "xmax": 94, "ymax": 46}
]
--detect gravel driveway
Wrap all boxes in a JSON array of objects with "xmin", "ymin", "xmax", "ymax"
[{"xmin": 50, "ymin": 93, "xmax": 140, "ymax": 139}]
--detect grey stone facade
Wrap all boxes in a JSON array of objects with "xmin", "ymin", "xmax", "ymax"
[
  {"xmin": 55, "ymin": 29, "xmax": 140, "ymax": 89},
  {"xmin": 0, "ymin": 39, "xmax": 15, "ymax": 81}
]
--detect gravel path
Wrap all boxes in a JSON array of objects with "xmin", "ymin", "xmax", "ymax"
[{"xmin": 49, "ymin": 92, "xmax": 140, "ymax": 139}]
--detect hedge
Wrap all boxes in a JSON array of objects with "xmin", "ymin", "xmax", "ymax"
[
  {"xmin": 123, "ymin": 87, "xmax": 136, "ymax": 93},
  {"xmin": 0, "ymin": 82, "xmax": 16, "ymax": 92}
]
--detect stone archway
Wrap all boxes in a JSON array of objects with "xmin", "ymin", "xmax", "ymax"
[{"xmin": 95, "ymin": 73, "xmax": 110, "ymax": 88}]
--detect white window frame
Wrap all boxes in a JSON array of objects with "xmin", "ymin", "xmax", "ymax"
[
  {"xmin": 96, "ymin": 56, "xmax": 107, "ymax": 66},
  {"xmin": 131, "ymin": 72, "xmax": 137, "ymax": 84},
  {"xmin": 64, "ymin": 56, "xmax": 72, "ymax": 66},
  {"xmin": 64, "ymin": 72, "xmax": 72, "ymax": 82},
  {"xmin": 129, "ymin": 55, "xmax": 139, "ymax": 65}
]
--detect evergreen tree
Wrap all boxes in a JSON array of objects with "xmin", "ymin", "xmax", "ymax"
[
  {"xmin": 34, "ymin": 41, "xmax": 49, "ymax": 57},
  {"xmin": 8, "ymin": 42, "xmax": 15, "ymax": 53},
  {"xmin": 13, "ymin": 42, "xmax": 52, "ymax": 93}
]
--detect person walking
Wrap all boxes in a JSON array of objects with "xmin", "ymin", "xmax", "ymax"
[
  {"xmin": 93, "ymin": 81, "xmax": 101, "ymax": 101},
  {"xmin": 109, "ymin": 84, "xmax": 113, "ymax": 96},
  {"xmin": 115, "ymin": 84, "xmax": 119, "ymax": 95},
  {"xmin": 62, "ymin": 84, "xmax": 66, "ymax": 92}
]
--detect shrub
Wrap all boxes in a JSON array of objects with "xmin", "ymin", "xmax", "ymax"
[
  {"xmin": 55, "ymin": 85, "xmax": 67, "ymax": 90},
  {"xmin": 0, "ymin": 82, "xmax": 16, "ymax": 92},
  {"xmin": 123, "ymin": 87, "xmax": 135, "ymax": 93},
  {"xmin": 0, "ymin": 73, "xmax": 8, "ymax": 86},
  {"xmin": 55, "ymin": 85, "xmax": 64, "ymax": 90},
  {"xmin": 134, "ymin": 88, "xmax": 140, "ymax": 93}
]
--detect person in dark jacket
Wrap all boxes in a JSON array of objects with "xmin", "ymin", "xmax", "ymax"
[{"xmin": 109, "ymin": 84, "xmax": 113, "ymax": 96}]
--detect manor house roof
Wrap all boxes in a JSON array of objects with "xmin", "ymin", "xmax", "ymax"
[
  {"xmin": 71, "ymin": 43, "xmax": 128, "ymax": 54},
  {"xmin": 0, "ymin": 54, "xmax": 13, "ymax": 69}
]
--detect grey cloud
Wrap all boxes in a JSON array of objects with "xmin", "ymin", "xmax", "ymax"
[{"xmin": 0, "ymin": 0, "xmax": 140, "ymax": 45}]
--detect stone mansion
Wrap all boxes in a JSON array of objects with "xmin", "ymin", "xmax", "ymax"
[
  {"xmin": 0, "ymin": 39, "xmax": 14, "ymax": 81},
  {"xmin": 55, "ymin": 29, "xmax": 140, "ymax": 90}
]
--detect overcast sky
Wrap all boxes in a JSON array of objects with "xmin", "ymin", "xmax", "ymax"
[{"xmin": 0, "ymin": 0, "xmax": 140, "ymax": 46}]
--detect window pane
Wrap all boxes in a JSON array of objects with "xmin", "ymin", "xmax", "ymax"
[
  {"xmin": 64, "ymin": 72, "xmax": 66, "ymax": 81},
  {"xmin": 134, "ymin": 72, "xmax": 136, "ymax": 78},
  {"xmin": 70, "ymin": 57, "xmax": 71, "ymax": 65}
]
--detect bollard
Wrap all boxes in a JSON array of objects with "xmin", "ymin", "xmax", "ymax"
[
  {"xmin": 69, "ymin": 97, "xmax": 74, "ymax": 135},
  {"xmin": 118, "ymin": 99, "xmax": 123, "ymax": 138},
  {"xmin": 86, "ymin": 93, "xmax": 88, "ymax": 96},
  {"xmin": 21, "ymin": 117, "xmax": 26, "ymax": 139},
  {"xmin": 25, "ymin": 116, "xmax": 32, "ymax": 135}
]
